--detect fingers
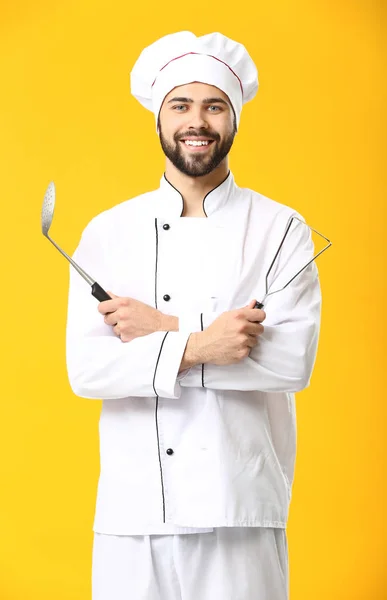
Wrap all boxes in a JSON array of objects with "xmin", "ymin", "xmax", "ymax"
[
  {"xmin": 245, "ymin": 307, "xmax": 266, "ymax": 322},
  {"xmin": 246, "ymin": 299, "xmax": 257, "ymax": 309},
  {"xmin": 97, "ymin": 293, "xmax": 124, "ymax": 340},
  {"xmin": 98, "ymin": 299, "xmax": 120, "ymax": 315},
  {"xmin": 104, "ymin": 311, "xmax": 119, "ymax": 326},
  {"xmin": 245, "ymin": 322, "xmax": 264, "ymax": 336},
  {"xmin": 239, "ymin": 301, "xmax": 266, "ymax": 322},
  {"xmin": 246, "ymin": 336, "xmax": 258, "ymax": 349},
  {"xmin": 97, "ymin": 293, "xmax": 124, "ymax": 315}
]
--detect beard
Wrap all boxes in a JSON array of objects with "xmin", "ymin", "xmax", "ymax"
[{"xmin": 158, "ymin": 123, "xmax": 236, "ymax": 178}]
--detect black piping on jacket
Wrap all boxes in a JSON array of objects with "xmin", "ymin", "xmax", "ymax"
[
  {"xmin": 200, "ymin": 313, "xmax": 205, "ymax": 387},
  {"xmin": 163, "ymin": 170, "xmax": 231, "ymax": 217},
  {"xmin": 153, "ymin": 176, "xmax": 230, "ymax": 520},
  {"xmin": 153, "ymin": 217, "xmax": 166, "ymax": 523}
]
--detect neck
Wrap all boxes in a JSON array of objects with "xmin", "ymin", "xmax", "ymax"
[{"xmin": 164, "ymin": 159, "xmax": 229, "ymax": 217}]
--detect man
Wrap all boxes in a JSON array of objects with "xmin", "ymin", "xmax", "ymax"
[{"xmin": 66, "ymin": 31, "xmax": 321, "ymax": 600}]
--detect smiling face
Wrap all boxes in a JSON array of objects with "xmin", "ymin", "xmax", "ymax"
[{"xmin": 158, "ymin": 82, "xmax": 237, "ymax": 178}]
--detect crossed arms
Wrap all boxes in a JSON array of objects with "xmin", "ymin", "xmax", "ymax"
[{"xmin": 66, "ymin": 218, "xmax": 321, "ymax": 399}]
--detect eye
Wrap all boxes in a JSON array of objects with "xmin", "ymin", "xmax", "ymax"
[
  {"xmin": 208, "ymin": 105, "xmax": 222, "ymax": 112},
  {"xmin": 172, "ymin": 105, "xmax": 188, "ymax": 111}
]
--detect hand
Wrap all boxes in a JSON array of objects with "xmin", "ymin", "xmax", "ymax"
[
  {"xmin": 97, "ymin": 292, "xmax": 163, "ymax": 343},
  {"xmin": 199, "ymin": 299, "xmax": 266, "ymax": 366}
]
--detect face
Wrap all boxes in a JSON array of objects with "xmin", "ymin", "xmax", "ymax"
[{"xmin": 158, "ymin": 82, "xmax": 237, "ymax": 178}]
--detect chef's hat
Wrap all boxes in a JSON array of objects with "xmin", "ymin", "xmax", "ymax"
[{"xmin": 130, "ymin": 31, "xmax": 258, "ymax": 131}]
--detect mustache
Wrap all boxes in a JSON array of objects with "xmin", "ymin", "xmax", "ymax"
[{"xmin": 174, "ymin": 131, "xmax": 220, "ymax": 142}]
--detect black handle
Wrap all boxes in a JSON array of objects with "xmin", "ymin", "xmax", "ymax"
[
  {"xmin": 91, "ymin": 282, "xmax": 111, "ymax": 302},
  {"xmin": 254, "ymin": 301, "xmax": 264, "ymax": 309}
]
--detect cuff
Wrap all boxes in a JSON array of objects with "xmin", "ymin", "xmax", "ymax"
[
  {"xmin": 153, "ymin": 331, "xmax": 192, "ymax": 399},
  {"xmin": 178, "ymin": 312, "xmax": 202, "ymax": 334}
]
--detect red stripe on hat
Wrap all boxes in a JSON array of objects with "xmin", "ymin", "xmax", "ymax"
[{"xmin": 151, "ymin": 52, "xmax": 244, "ymax": 97}]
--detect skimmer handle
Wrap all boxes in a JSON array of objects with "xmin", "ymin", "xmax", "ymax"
[{"xmin": 91, "ymin": 282, "xmax": 111, "ymax": 302}]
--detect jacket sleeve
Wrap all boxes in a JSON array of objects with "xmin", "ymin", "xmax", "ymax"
[
  {"xmin": 177, "ymin": 216, "xmax": 322, "ymax": 393},
  {"xmin": 65, "ymin": 217, "xmax": 191, "ymax": 400}
]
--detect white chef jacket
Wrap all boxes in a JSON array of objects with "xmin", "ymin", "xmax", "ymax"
[{"xmin": 65, "ymin": 171, "xmax": 321, "ymax": 535}]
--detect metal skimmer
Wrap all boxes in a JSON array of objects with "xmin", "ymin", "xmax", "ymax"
[{"xmin": 41, "ymin": 182, "xmax": 111, "ymax": 302}]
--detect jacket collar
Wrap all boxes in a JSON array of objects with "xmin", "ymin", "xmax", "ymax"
[{"xmin": 156, "ymin": 170, "xmax": 235, "ymax": 219}]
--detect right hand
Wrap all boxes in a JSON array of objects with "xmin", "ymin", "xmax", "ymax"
[{"xmin": 200, "ymin": 299, "xmax": 266, "ymax": 366}]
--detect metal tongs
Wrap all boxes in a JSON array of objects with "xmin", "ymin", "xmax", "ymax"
[{"xmin": 254, "ymin": 216, "xmax": 332, "ymax": 309}]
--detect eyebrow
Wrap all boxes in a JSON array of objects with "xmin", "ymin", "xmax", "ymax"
[{"xmin": 167, "ymin": 96, "xmax": 229, "ymax": 106}]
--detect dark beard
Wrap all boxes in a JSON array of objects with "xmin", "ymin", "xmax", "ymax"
[{"xmin": 159, "ymin": 125, "xmax": 236, "ymax": 178}]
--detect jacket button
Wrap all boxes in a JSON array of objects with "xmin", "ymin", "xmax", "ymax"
[
  {"xmin": 163, "ymin": 294, "xmax": 171, "ymax": 301},
  {"xmin": 166, "ymin": 448, "xmax": 174, "ymax": 455},
  {"xmin": 163, "ymin": 223, "xmax": 170, "ymax": 230}
]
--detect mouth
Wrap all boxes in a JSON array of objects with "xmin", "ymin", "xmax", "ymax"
[{"xmin": 179, "ymin": 138, "xmax": 215, "ymax": 152}]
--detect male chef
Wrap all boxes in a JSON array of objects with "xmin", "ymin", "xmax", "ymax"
[{"xmin": 66, "ymin": 31, "xmax": 321, "ymax": 600}]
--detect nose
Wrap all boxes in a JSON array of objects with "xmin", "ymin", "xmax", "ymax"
[{"xmin": 186, "ymin": 107, "xmax": 209, "ymax": 130}]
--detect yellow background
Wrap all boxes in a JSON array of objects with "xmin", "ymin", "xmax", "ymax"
[{"xmin": 0, "ymin": 0, "xmax": 385, "ymax": 598}]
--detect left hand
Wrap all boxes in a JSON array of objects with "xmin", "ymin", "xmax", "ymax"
[{"xmin": 98, "ymin": 292, "xmax": 163, "ymax": 342}]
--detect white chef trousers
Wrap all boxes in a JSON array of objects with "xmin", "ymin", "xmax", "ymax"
[{"xmin": 92, "ymin": 527, "xmax": 289, "ymax": 600}]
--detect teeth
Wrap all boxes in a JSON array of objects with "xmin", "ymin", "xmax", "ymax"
[{"xmin": 184, "ymin": 140, "xmax": 210, "ymax": 146}]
